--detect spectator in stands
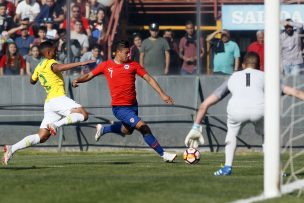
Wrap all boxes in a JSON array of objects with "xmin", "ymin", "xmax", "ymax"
[
  {"xmin": 98, "ymin": 0, "xmax": 114, "ymax": 12},
  {"xmin": 15, "ymin": 25, "xmax": 34, "ymax": 57},
  {"xmin": 130, "ymin": 32, "xmax": 141, "ymax": 63},
  {"xmin": 71, "ymin": 19, "xmax": 89, "ymax": 55},
  {"xmin": 0, "ymin": 25, "xmax": 26, "ymax": 56},
  {"xmin": 16, "ymin": 17, "xmax": 35, "ymax": 36},
  {"xmin": 56, "ymin": 28, "xmax": 66, "ymax": 62},
  {"xmin": 0, "ymin": 3, "xmax": 15, "ymax": 34},
  {"xmin": 72, "ymin": 0, "xmax": 87, "ymax": 17},
  {"xmin": 0, "ymin": 0, "xmax": 15, "ymax": 17},
  {"xmin": 44, "ymin": 17, "xmax": 58, "ymax": 40},
  {"xmin": 34, "ymin": 0, "xmax": 64, "ymax": 29},
  {"xmin": 163, "ymin": 29, "xmax": 180, "ymax": 75},
  {"xmin": 25, "ymin": 44, "xmax": 41, "ymax": 75},
  {"xmin": 33, "ymin": 26, "xmax": 47, "ymax": 46},
  {"xmin": 80, "ymin": 44, "xmax": 102, "ymax": 74},
  {"xmin": 179, "ymin": 21, "xmax": 204, "ymax": 75},
  {"xmin": 54, "ymin": 0, "xmax": 66, "ymax": 12},
  {"xmin": 140, "ymin": 22, "xmax": 170, "ymax": 75},
  {"xmin": 207, "ymin": 29, "xmax": 240, "ymax": 75},
  {"xmin": 281, "ymin": 19, "xmax": 304, "ymax": 75},
  {"xmin": 247, "ymin": 30, "xmax": 264, "ymax": 71},
  {"xmin": 0, "ymin": 42, "xmax": 25, "ymax": 75},
  {"xmin": 90, "ymin": 8, "xmax": 107, "ymax": 46},
  {"xmin": 61, "ymin": 4, "xmax": 91, "ymax": 37},
  {"xmin": 87, "ymin": 0, "xmax": 105, "ymax": 22},
  {"xmin": 15, "ymin": 0, "xmax": 40, "ymax": 23}
]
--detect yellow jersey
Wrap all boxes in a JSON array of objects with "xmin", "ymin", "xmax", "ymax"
[{"xmin": 32, "ymin": 58, "xmax": 66, "ymax": 102}]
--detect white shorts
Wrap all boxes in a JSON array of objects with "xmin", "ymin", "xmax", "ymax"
[{"xmin": 40, "ymin": 96, "xmax": 82, "ymax": 129}]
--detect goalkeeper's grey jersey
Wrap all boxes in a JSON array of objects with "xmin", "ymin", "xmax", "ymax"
[{"xmin": 227, "ymin": 68, "xmax": 264, "ymax": 114}]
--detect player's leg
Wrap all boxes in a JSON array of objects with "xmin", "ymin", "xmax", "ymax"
[
  {"xmin": 214, "ymin": 118, "xmax": 241, "ymax": 176},
  {"xmin": 135, "ymin": 120, "xmax": 177, "ymax": 162},
  {"xmin": 2, "ymin": 129, "xmax": 54, "ymax": 166},
  {"xmin": 47, "ymin": 96, "xmax": 88, "ymax": 135},
  {"xmin": 94, "ymin": 106, "xmax": 137, "ymax": 141},
  {"xmin": 2, "ymin": 107, "xmax": 62, "ymax": 165},
  {"xmin": 95, "ymin": 121, "xmax": 127, "ymax": 141}
]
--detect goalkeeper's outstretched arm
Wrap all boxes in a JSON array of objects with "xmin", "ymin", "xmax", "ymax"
[
  {"xmin": 194, "ymin": 95, "xmax": 221, "ymax": 124},
  {"xmin": 185, "ymin": 80, "xmax": 230, "ymax": 148},
  {"xmin": 194, "ymin": 79, "xmax": 230, "ymax": 124},
  {"xmin": 282, "ymin": 85, "xmax": 304, "ymax": 100},
  {"xmin": 185, "ymin": 94, "xmax": 220, "ymax": 148}
]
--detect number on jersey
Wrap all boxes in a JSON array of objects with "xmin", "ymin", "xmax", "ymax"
[{"xmin": 246, "ymin": 73, "xmax": 250, "ymax": 87}]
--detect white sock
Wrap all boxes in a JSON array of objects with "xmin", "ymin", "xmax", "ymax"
[
  {"xmin": 11, "ymin": 134, "xmax": 40, "ymax": 154},
  {"xmin": 53, "ymin": 113, "xmax": 85, "ymax": 127},
  {"xmin": 225, "ymin": 119, "xmax": 241, "ymax": 166},
  {"xmin": 225, "ymin": 135, "xmax": 237, "ymax": 166}
]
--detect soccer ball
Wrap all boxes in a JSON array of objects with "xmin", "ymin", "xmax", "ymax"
[{"xmin": 183, "ymin": 148, "xmax": 200, "ymax": 164}]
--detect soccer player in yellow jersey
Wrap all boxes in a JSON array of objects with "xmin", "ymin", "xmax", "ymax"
[{"xmin": 2, "ymin": 41, "xmax": 95, "ymax": 166}]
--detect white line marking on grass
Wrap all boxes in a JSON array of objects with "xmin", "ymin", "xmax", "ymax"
[{"xmin": 230, "ymin": 180, "xmax": 304, "ymax": 203}]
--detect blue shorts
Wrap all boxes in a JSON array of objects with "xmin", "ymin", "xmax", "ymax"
[{"xmin": 112, "ymin": 105, "xmax": 141, "ymax": 130}]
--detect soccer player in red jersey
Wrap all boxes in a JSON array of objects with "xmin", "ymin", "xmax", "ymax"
[{"xmin": 72, "ymin": 40, "xmax": 177, "ymax": 162}]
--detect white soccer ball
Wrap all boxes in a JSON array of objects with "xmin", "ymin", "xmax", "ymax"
[{"xmin": 183, "ymin": 148, "xmax": 200, "ymax": 164}]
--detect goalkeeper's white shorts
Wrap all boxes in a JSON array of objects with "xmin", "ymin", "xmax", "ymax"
[{"xmin": 226, "ymin": 106, "xmax": 264, "ymax": 141}]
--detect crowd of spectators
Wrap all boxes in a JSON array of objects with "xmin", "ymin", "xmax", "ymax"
[
  {"xmin": 0, "ymin": 0, "xmax": 302, "ymax": 78},
  {"xmin": 134, "ymin": 19, "xmax": 304, "ymax": 76},
  {"xmin": 0, "ymin": 0, "xmax": 111, "ymax": 76}
]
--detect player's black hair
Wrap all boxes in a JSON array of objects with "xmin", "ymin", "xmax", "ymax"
[
  {"xmin": 244, "ymin": 52, "xmax": 260, "ymax": 69},
  {"xmin": 114, "ymin": 40, "xmax": 130, "ymax": 52},
  {"xmin": 39, "ymin": 41, "xmax": 54, "ymax": 52}
]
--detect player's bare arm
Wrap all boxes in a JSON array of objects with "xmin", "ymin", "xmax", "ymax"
[
  {"xmin": 282, "ymin": 85, "xmax": 304, "ymax": 100},
  {"xmin": 72, "ymin": 72, "xmax": 95, "ymax": 88},
  {"xmin": 185, "ymin": 95, "xmax": 221, "ymax": 148},
  {"xmin": 52, "ymin": 60, "xmax": 96, "ymax": 73},
  {"xmin": 143, "ymin": 73, "xmax": 174, "ymax": 104},
  {"xmin": 194, "ymin": 95, "xmax": 221, "ymax": 124}
]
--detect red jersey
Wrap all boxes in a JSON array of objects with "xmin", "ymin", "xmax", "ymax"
[
  {"xmin": 92, "ymin": 60, "xmax": 147, "ymax": 106},
  {"xmin": 0, "ymin": 55, "xmax": 25, "ymax": 69},
  {"xmin": 247, "ymin": 42, "xmax": 264, "ymax": 71}
]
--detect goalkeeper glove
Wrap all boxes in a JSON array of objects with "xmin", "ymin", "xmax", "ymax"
[
  {"xmin": 188, "ymin": 139, "xmax": 200, "ymax": 149},
  {"xmin": 184, "ymin": 124, "xmax": 205, "ymax": 148}
]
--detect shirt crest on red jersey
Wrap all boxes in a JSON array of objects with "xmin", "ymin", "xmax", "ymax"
[{"xmin": 124, "ymin": 64, "xmax": 130, "ymax": 70}]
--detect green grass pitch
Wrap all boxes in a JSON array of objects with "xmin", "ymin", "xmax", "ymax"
[{"xmin": 0, "ymin": 150, "xmax": 303, "ymax": 203}]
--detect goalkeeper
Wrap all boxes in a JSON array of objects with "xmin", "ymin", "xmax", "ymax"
[{"xmin": 185, "ymin": 52, "xmax": 304, "ymax": 176}]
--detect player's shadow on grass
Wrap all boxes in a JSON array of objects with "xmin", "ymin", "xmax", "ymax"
[
  {"xmin": 60, "ymin": 160, "xmax": 170, "ymax": 166},
  {"xmin": 0, "ymin": 166, "xmax": 50, "ymax": 170}
]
